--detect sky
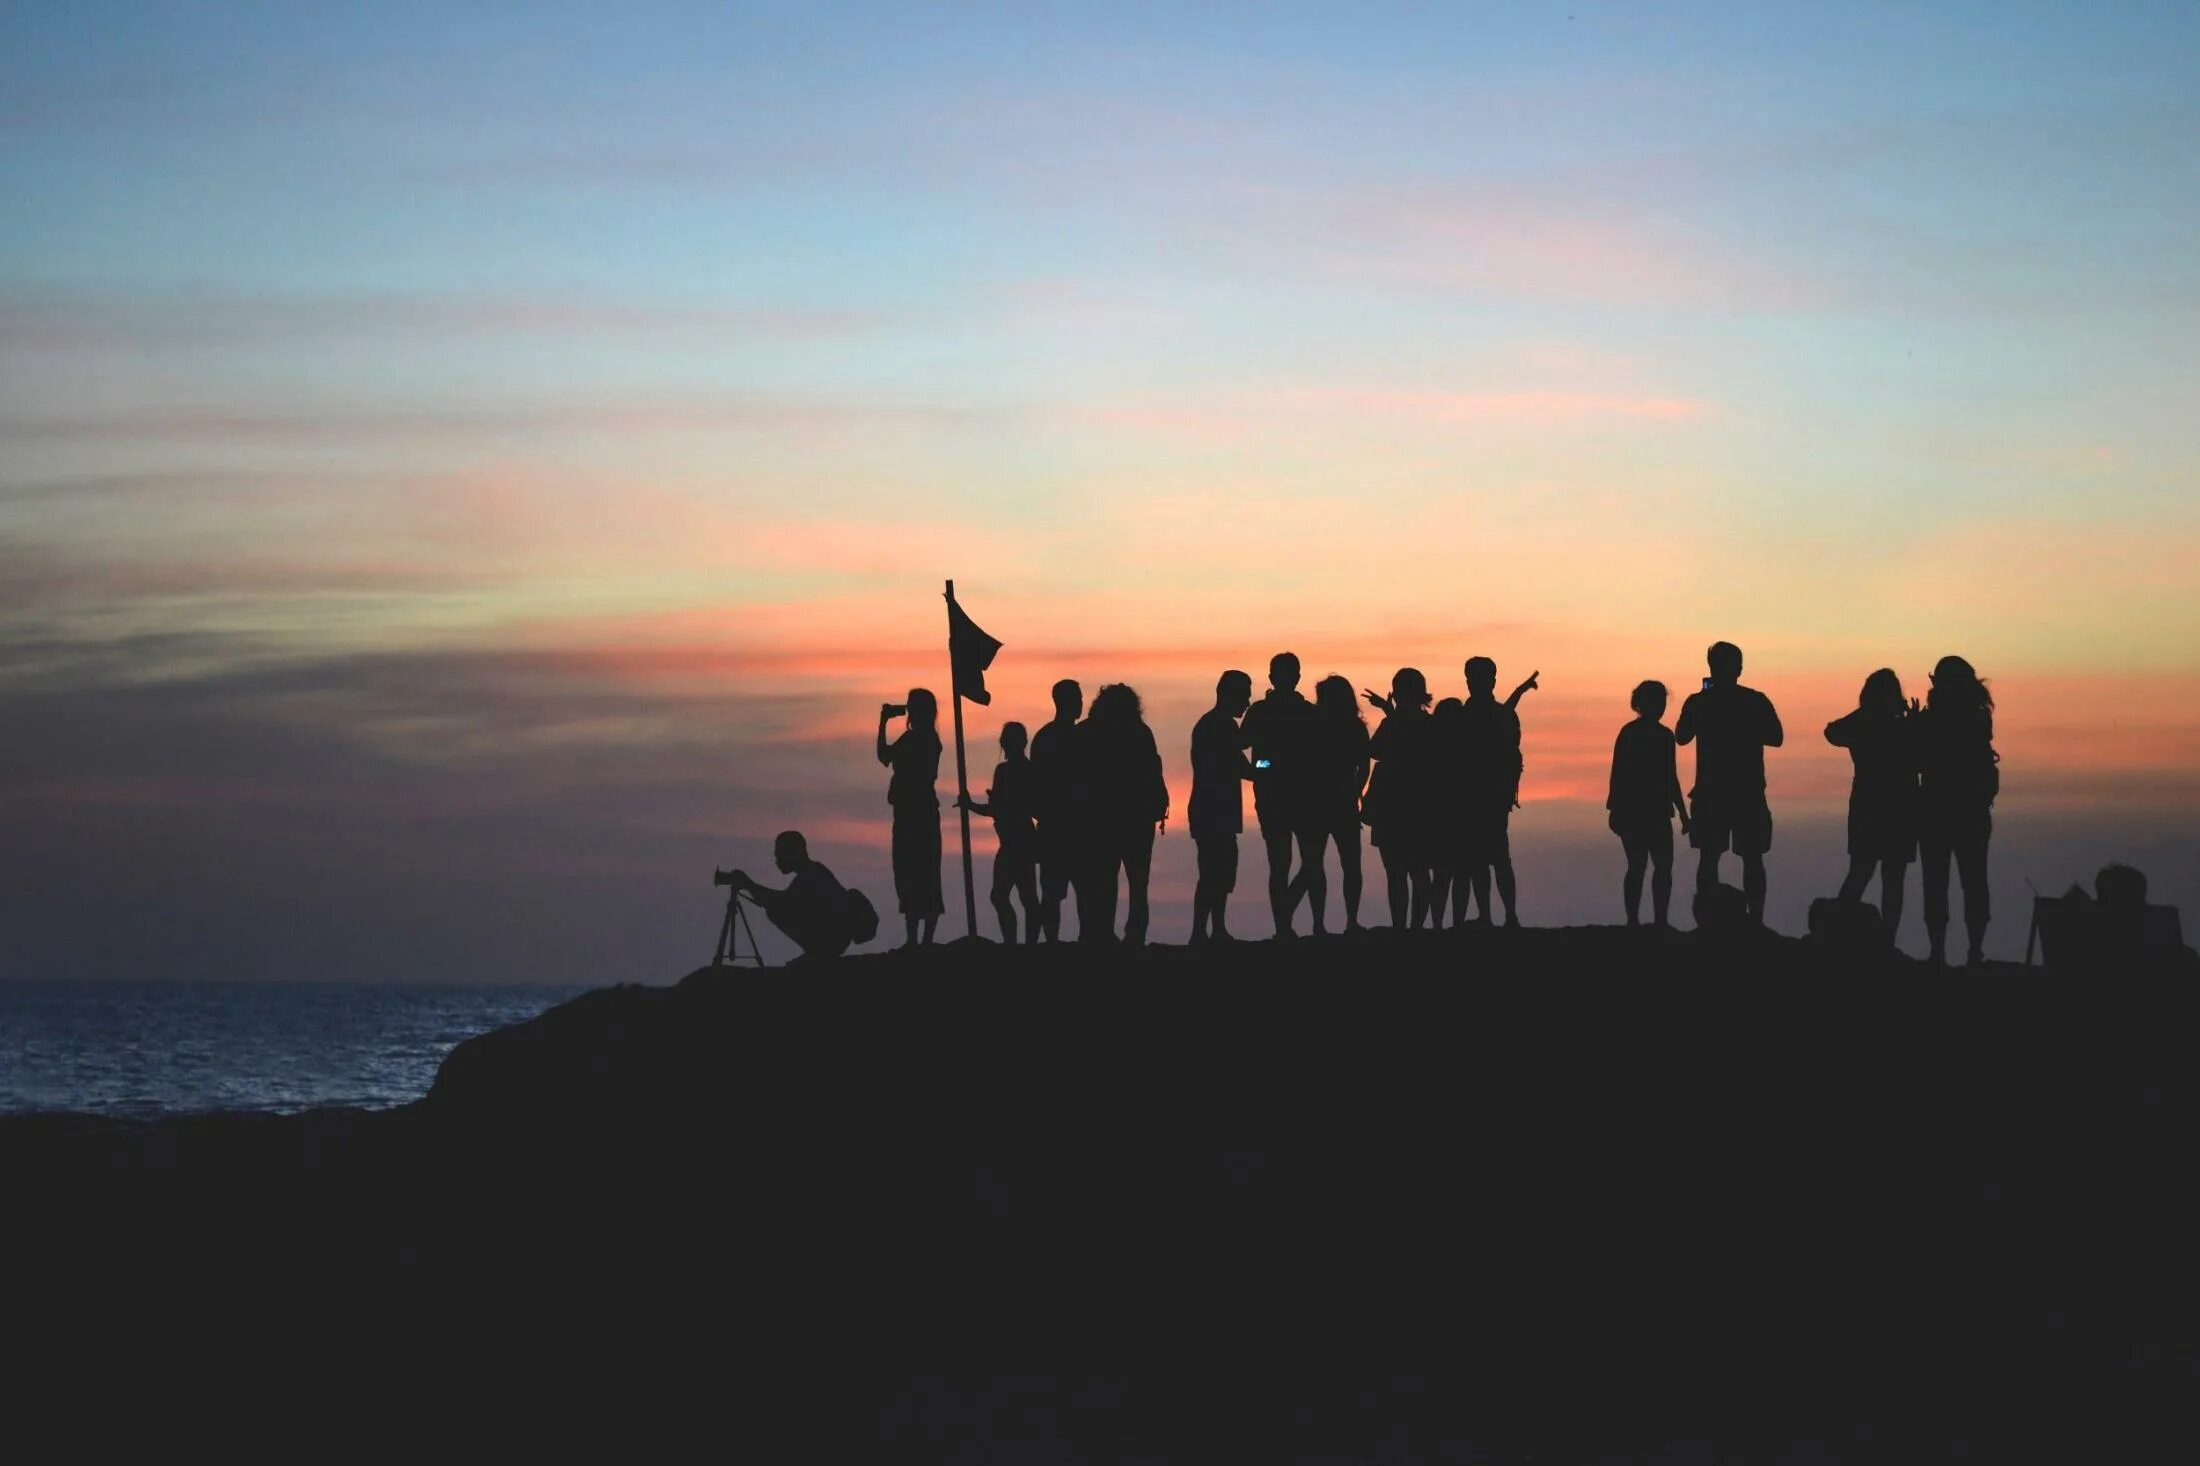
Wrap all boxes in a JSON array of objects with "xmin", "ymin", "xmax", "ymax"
[{"xmin": 3, "ymin": 1, "xmax": 2196, "ymax": 977}]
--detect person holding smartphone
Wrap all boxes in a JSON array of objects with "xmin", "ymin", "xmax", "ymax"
[
  {"xmin": 877, "ymin": 689, "xmax": 944, "ymax": 947},
  {"xmin": 1675, "ymin": 642, "xmax": 1784, "ymax": 925}
]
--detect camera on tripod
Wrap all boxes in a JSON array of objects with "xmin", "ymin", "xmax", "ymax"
[{"xmin": 710, "ymin": 867, "xmax": 766, "ymax": 967}]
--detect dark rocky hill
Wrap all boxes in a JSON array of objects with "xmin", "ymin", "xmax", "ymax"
[{"xmin": 7, "ymin": 925, "xmax": 2196, "ymax": 1457}]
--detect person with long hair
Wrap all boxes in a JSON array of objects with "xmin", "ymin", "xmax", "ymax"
[
  {"xmin": 1825, "ymin": 668, "xmax": 1919, "ymax": 944},
  {"xmin": 1917, "ymin": 655, "xmax": 1998, "ymax": 966},
  {"xmin": 1607, "ymin": 680, "xmax": 1689, "ymax": 928},
  {"xmin": 1075, "ymin": 682, "xmax": 1170, "ymax": 945},
  {"xmin": 877, "ymin": 688, "xmax": 944, "ymax": 947},
  {"xmin": 1287, "ymin": 674, "xmax": 1371, "ymax": 934},
  {"xmin": 1363, "ymin": 667, "xmax": 1437, "ymax": 930}
]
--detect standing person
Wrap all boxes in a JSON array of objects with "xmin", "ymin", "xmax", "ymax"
[
  {"xmin": 1287, "ymin": 675, "xmax": 1371, "ymax": 934},
  {"xmin": 1241, "ymin": 652, "xmax": 1319, "ymax": 938},
  {"xmin": 957, "ymin": 722, "xmax": 1041, "ymax": 945},
  {"xmin": 1825, "ymin": 669, "xmax": 1919, "ymax": 945},
  {"xmin": 1676, "ymin": 642, "xmax": 1784, "ymax": 924},
  {"xmin": 1455, "ymin": 658, "xmax": 1533, "ymax": 927},
  {"xmin": 1916, "ymin": 655, "xmax": 1998, "ymax": 966},
  {"xmin": 877, "ymin": 688, "xmax": 944, "ymax": 947},
  {"xmin": 1189, "ymin": 670, "xmax": 1255, "ymax": 943},
  {"xmin": 1029, "ymin": 679, "xmax": 1084, "ymax": 942},
  {"xmin": 1427, "ymin": 696, "xmax": 1467, "ymax": 928},
  {"xmin": 1364, "ymin": 668, "xmax": 1437, "ymax": 931},
  {"xmin": 1075, "ymin": 684, "xmax": 1170, "ymax": 945},
  {"xmin": 1606, "ymin": 681, "xmax": 1690, "ymax": 928}
]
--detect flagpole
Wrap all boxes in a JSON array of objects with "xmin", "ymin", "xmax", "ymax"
[{"xmin": 945, "ymin": 579, "xmax": 980, "ymax": 941}]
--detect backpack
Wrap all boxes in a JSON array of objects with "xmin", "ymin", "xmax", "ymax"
[{"xmin": 843, "ymin": 888, "xmax": 880, "ymax": 946}]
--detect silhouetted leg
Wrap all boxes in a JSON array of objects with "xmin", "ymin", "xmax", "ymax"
[
  {"xmin": 1381, "ymin": 847, "xmax": 1410, "ymax": 929},
  {"xmin": 1741, "ymin": 854, "xmax": 1767, "ymax": 924},
  {"xmin": 1621, "ymin": 833, "xmax": 1648, "ymax": 925},
  {"xmin": 991, "ymin": 862, "xmax": 1017, "ymax": 943},
  {"xmin": 1088, "ymin": 850, "xmax": 1122, "ymax": 943},
  {"xmin": 1264, "ymin": 827, "xmax": 1296, "ymax": 936},
  {"xmin": 1408, "ymin": 866, "xmax": 1434, "ymax": 929},
  {"xmin": 1469, "ymin": 866, "xmax": 1493, "ymax": 925},
  {"xmin": 1037, "ymin": 832, "xmax": 1068, "ymax": 942},
  {"xmin": 903, "ymin": 915, "xmax": 919, "ymax": 948},
  {"xmin": 919, "ymin": 914, "xmax": 938, "ymax": 945},
  {"xmin": 1880, "ymin": 858, "xmax": 1908, "ymax": 943},
  {"xmin": 1123, "ymin": 826, "xmax": 1155, "ymax": 946},
  {"xmin": 1495, "ymin": 859, "xmax": 1518, "ymax": 926},
  {"xmin": 1697, "ymin": 849, "xmax": 1721, "ymax": 900},
  {"xmin": 1920, "ymin": 835, "xmax": 1951, "ymax": 963},
  {"xmin": 1426, "ymin": 869, "xmax": 1450, "ymax": 927},
  {"xmin": 1294, "ymin": 827, "xmax": 1331, "ymax": 933},
  {"xmin": 1957, "ymin": 830, "xmax": 1990, "ymax": 964},
  {"xmin": 1336, "ymin": 824, "xmax": 1364, "ymax": 929},
  {"xmin": 1649, "ymin": 832, "xmax": 1674, "ymax": 928},
  {"xmin": 1838, "ymin": 855, "xmax": 1874, "ymax": 905}
]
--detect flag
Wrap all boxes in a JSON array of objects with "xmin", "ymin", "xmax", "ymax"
[{"xmin": 947, "ymin": 592, "xmax": 1002, "ymax": 706}]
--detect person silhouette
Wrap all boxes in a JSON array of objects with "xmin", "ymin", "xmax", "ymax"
[
  {"xmin": 1454, "ymin": 657, "xmax": 1532, "ymax": 927},
  {"xmin": 722, "ymin": 831, "xmax": 854, "ymax": 962},
  {"xmin": 1074, "ymin": 683, "xmax": 1170, "ymax": 945},
  {"xmin": 1606, "ymin": 681, "xmax": 1690, "ymax": 928},
  {"xmin": 1284, "ymin": 674, "xmax": 1370, "ymax": 934},
  {"xmin": 1241, "ymin": 652, "xmax": 1319, "ymax": 938},
  {"xmin": 1364, "ymin": 668, "xmax": 1437, "ymax": 930},
  {"xmin": 1029, "ymin": 679, "xmax": 1084, "ymax": 942},
  {"xmin": 1428, "ymin": 695, "xmax": 1467, "ymax": 928},
  {"xmin": 1676, "ymin": 642, "xmax": 1783, "ymax": 924},
  {"xmin": 1189, "ymin": 670, "xmax": 1255, "ymax": 943},
  {"xmin": 878, "ymin": 688, "xmax": 944, "ymax": 947},
  {"xmin": 1825, "ymin": 668, "xmax": 1918, "ymax": 944},
  {"xmin": 957, "ymin": 722, "xmax": 1041, "ymax": 945},
  {"xmin": 1916, "ymin": 654, "xmax": 1998, "ymax": 966}
]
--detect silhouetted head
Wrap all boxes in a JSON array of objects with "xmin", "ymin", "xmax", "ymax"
[
  {"xmin": 1391, "ymin": 667, "xmax": 1430, "ymax": 709},
  {"xmin": 999, "ymin": 721, "xmax": 1028, "ymax": 756},
  {"xmin": 1434, "ymin": 696, "xmax": 1463, "ymax": 717},
  {"xmin": 905, "ymin": 688, "xmax": 938, "ymax": 731},
  {"xmin": 2097, "ymin": 863, "xmax": 2148, "ymax": 914},
  {"xmin": 1706, "ymin": 642, "xmax": 1743, "ymax": 684},
  {"xmin": 1315, "ymin": 674, "xmax": 1360, "ymax": 722},
  {"xmin": 1928, "ymin": 655, "xmax": 1992, "ymax": 715},
  {"xmin": 1051, "ymin": 679, "xmax": 1083, "ymax": 722},
  {"xmin": 1463, "ymin": 656, "xmax": 1497, "ymax": 697},
  {"xmin": 1091, "ymin": 683, "xmax": 1144, "ymax": 726},
  {"xmin": 1630, "ymin": 680, "xmax": 1668, "ymax": 720},
  {"xmin": 1216, "ymin": 669, "xmax": 1253, "ymax": 717},
  {"xmin": 772, "ymin": 830, "xmax": 809, "ymax": 874},
  {"xmin": 1268, "ymin": 652, "xmax": 1301, "ymax": 693},
  {"xmin": 1859, "ymin": 668, "xmax": 1905, "ymax": 716}
]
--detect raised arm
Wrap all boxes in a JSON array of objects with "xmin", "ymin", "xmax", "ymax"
[
  {"xmin": 876, "ymin": 704, "xmax": 896, "ymax": 767},
  {"xmin": 1823, "ymin": 709, "xmax": 1857, "ymax": 748},
  {"xmin": 1504, "ymin": 669, "xmax": 1540, "ymax": 710},
  {"xmin": 1675, "ymin": 694, "xmax": 1699, "ymax": 746}
]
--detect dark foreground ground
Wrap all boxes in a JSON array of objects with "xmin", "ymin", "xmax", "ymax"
[{"xmin": 7, "ymin": 925, "xmax": 2197, "ymax": 1459}]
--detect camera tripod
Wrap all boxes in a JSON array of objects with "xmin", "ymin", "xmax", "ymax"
[{"xmin": 713, "ymin": 886, "xmax": 769, "ymax": 968}]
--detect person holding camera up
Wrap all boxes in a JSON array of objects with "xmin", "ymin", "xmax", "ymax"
[
  {"xmin": 720, "ymin": 832, "xmax": 857, "ymax": 962},
  {"xmin": 878, "ymin": 688, "xmax": 944, "ymax": 948},
  {"xmin": 1676, "ymin": 641, "xmax": 1784, "ymax": 924}
]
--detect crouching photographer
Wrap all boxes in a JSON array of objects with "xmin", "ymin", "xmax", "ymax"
[{"xmin": 717, "ymin": 831, "xmax": 877, "ymax": 963}]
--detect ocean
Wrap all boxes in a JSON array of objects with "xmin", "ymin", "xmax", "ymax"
[{"xmin": 0, "ymin": 980, "xmax": 585, "ymax": 1117}]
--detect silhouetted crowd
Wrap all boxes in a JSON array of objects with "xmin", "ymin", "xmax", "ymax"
[{"xmin": 823, "ymin": 642, "xmax": 2007, "ymax": 966}]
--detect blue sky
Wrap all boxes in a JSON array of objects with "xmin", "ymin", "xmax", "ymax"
[{"xmin": 3, "ymin": 3, "xmax": 2196, "ymax": 974}]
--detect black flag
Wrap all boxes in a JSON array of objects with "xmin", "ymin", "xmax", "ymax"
[{"xmin": 948, "ymin": 594, "xmax": 1002, "ymax": 706}]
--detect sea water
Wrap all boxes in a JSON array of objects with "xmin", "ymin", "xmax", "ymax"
[{"xmin": 0, "ymin": 980, "xmax": 584, "ymax": 1116}]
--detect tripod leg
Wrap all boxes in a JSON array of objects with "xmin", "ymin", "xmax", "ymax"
[{"xmin": 715, "ymin": 894, "xmax": 738, "ymax": 966}]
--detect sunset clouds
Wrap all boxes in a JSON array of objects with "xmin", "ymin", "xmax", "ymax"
[{"xmin": 4, "ymin": 2, "xmax": 2197, "ymax": 977}]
